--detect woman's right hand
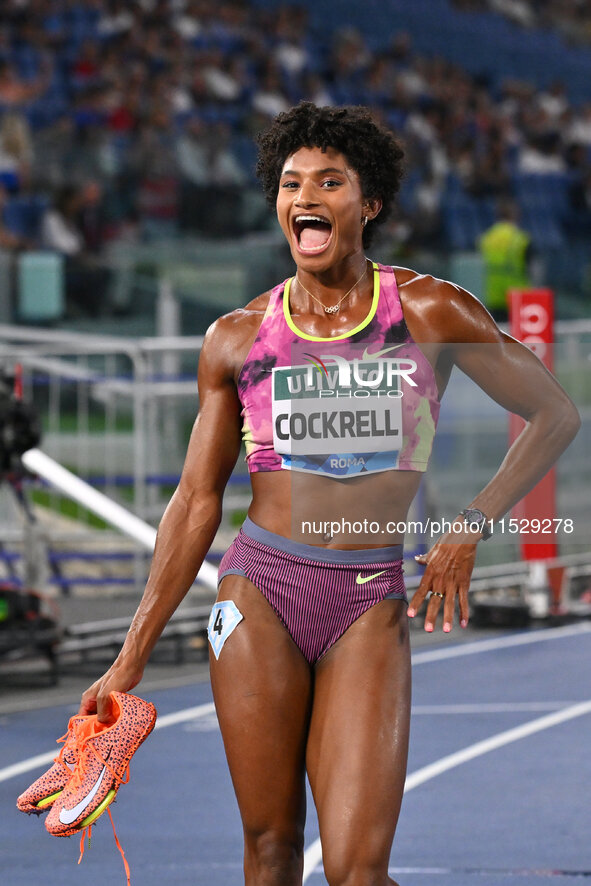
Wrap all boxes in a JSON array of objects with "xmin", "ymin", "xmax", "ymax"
[{"xmin": 79, "ymin": 658, "xmax": 144, "ymax": 724}]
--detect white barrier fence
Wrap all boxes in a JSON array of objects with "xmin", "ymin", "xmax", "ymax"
[{"xmin": 20, "ymin": 448, "xmax": 218, "ymax": 590}]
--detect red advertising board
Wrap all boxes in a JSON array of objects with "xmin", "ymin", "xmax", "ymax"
[{"xmin": 508, "ymin": 289, "xmax": 557, "ymax": 560}]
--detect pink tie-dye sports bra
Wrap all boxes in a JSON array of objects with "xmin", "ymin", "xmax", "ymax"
[{"xmin": 237, "ymin": 262, "xmax": 440, "ymax": 479}]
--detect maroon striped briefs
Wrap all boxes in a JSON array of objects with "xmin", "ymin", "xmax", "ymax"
[{"xmin": 218, "ymin": 518, "xmax": 406, "ymax": 665}]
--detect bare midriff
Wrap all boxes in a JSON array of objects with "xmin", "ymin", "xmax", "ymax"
[{"xmin": 248, "ymin": 469, "xmax": 422, "ymax": 548}]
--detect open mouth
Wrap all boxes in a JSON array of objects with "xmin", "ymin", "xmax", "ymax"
[{"xmin": 293, "ymin": 214, "xmax": 333, "ymax": 253}]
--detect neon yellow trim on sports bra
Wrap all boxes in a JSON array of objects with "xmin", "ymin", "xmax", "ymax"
[{"xmin": 283, "ymin": 261, "xmax": 380, "ymax": 342}]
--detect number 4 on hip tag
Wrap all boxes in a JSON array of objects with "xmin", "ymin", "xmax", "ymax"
[{"xmin": 207, "ymin": 600, "xmax": 244, "ymax": 659}]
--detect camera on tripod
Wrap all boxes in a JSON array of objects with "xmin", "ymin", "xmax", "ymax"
[
  {"xmin": 0, "ymin": 367, "xmax": 60, "ymax": 683},
  {"xmin": 0, "ymin": 368, "xmax": 42, "ymax": 477}
]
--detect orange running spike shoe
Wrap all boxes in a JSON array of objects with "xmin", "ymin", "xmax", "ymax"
[
  {"xmin": 45, "ymin": 691, "xmax": 156, "ymax": 837},
  {"xmin": 17, "ymin": 715, "xmax": 89, "ymax": 815}
]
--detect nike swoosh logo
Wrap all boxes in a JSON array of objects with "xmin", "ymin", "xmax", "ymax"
[
  {"xmin": 58, "ymin": 759, "xmax": 109, "ymax": 825},
  {"xmin": 356, "ymin": 570, "xmax": 387, "ymax": 584},
  {"xmin": 361, "ymin": 343, "xmax": 405, "ymax": 360}
]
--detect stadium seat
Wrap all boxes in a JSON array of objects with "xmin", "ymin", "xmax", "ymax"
[
  {"xmin": 448, "ymin": 252, "xmax": 485, "ymax": 299},
  {"xmin": 275, "ymin": 0, "xmax": 591, "ymax": 104},
  {"xmin": 17, "ymin": 251, "xmax": 65, "ymax": 322}
]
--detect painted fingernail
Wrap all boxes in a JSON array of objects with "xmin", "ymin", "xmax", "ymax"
[
  {"xmin": 443, "ymin": 622, "xmax": 451, "ymax": 632},
  {"xmin": 407, "ymin": 608, "xmax": 415, "ymax": 618},
  {"xmin": 461, "ymin": 618, "xmax": 468, "ymax": 628},
  {"xmin": 425, "ymin": 623, "xmax": 433, "ymax": 632}
]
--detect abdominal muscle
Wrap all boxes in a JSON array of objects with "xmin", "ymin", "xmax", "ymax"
[{"xmin": 248, "ymin": 469, "xmax": 422, "ymax": 549}]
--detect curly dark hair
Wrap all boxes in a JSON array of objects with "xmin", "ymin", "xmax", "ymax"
[{"xmin": 256, "ymin": 102, "xmax": 405, "ymax": 247}]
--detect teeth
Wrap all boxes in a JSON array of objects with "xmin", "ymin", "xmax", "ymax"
[{"xmin": 295, "ymin": 215, "xmax": 330, "ymax": 224}]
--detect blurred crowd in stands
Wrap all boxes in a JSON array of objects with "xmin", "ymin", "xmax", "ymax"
[
  {"xmin": 453, "ymin": 0, "xmax": 591, "ymax": 46},
  {"xmin": 0, "ymin": 0, "xmax": 590, "ymax": 312}
]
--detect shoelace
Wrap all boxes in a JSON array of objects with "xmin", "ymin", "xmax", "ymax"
[
  {"xmin": 78, "ymin": 810, "xmax": 130, "ymax": 886},
  {"xmin": 69, "ymin": 727, "xmax": 131, "ymax": 885},
  {"xmin": 68, "ymin": 731, "xmax": 130, "ymax": 792},
  {"xmin": 53, "ymin": 721, "xmax": 81, "ymax": 774}
]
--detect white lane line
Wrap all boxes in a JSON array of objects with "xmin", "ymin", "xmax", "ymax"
[
  {"xmin": 302, "ymin": 699, "xmax": 591, "ymax": 882},
  {"xmin": 154, "ymin": 702, "xmax": 215, "ymax": 730},
  {"xmin": 412, "ymin": 621, "xmax": 591, "ymax": 666},
  {"xmin": 404, "ymin": 700, "xmax": 591, "ymax": 791},
  {"xmin": 388, "ymin": 867, "xmax": 591, "ymax": 877},
  {"xmin": 0, "ymin": 751, "xmax": 61, "ymax": 784},
  {"xmin": 3, "ymin": 695, "xmax": 579, "ymax": 784},
  {"xmin": 0, "ymin": 702, "xmax": 216, "ymax": 785},
  {"xmin": 4, "ymin": 624, "xmax": 591, "ymax": 873},
  {"xmin": 412, "ymin": 701, "xmax": 580, "ymax": 715},
  {"xmin": 4, "ymin": 623, "xmax": 587, "ymax": 784}
]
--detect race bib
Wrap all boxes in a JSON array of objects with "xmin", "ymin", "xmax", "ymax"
[
  {"xmin": 272, "ymin": 351, "xmax": 416, "ymax": 477},
  {"xmin": 208, "ymin": 601, "xmax": 243, "ymax": 659}
]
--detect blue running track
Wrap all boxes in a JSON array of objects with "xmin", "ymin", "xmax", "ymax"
[{"xmin": 2, "ymin": 623, "xmax": 590, "ymax": 886}]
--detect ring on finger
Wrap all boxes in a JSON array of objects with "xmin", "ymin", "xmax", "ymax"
[{"xmin": 430, "ymin": 591, "xmax": 445, "ymax": 599}]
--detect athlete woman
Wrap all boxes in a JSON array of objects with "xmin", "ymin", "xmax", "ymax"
[{"xmin": 80, "ymin": 104, "xmax": 580, "ymax": 886}]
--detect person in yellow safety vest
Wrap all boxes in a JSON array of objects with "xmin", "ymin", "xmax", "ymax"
[{"xmin": 479, "ymin": 200, "xmax": 532, "ymax": 321}]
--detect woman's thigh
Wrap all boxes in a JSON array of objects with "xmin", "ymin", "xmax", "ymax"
[
  {"xmin": 306, "ymin": 599, "xmax": 411, "ymax": 882},
  {"xmin": 210, "ymin": 574, "xmax": 313, "ymax": 840}
]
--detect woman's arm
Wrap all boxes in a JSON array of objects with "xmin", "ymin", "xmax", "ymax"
[
  {"xmin": 447, "ymin": 328, "xmax": 580, "ymax": 522},
  {"xmin": 403, "ymin": 278, "xmax": 580, "ymax": 632},
  {"xmin": 80, "ymin": 316, "xmax": 243, "ymax": 720}
]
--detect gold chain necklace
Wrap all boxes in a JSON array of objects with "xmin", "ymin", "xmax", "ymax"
[{"xmin": 295, "ymin": 264, "xmax": 368, "ymax": 314}]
